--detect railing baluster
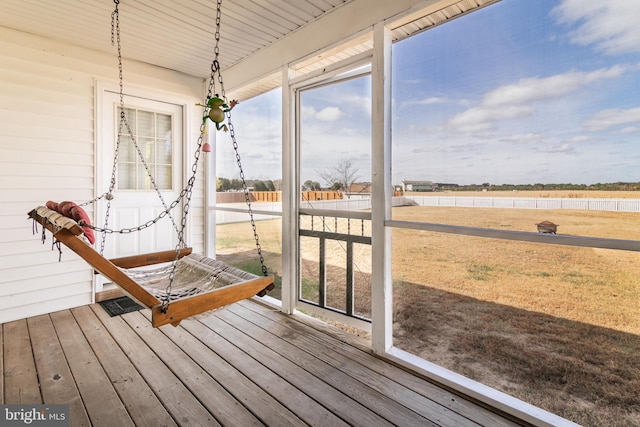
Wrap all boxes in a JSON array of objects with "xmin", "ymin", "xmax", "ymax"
[
  {"xmin": 298, "ymin": 212, "xmax": 372, "ymax": 322},
  {"xmin": 319, "ymin": 235, "xmax": 326, "ymax": 308},
  {"xmin": 346, "ymin": 240, "xmax": 354, "ymax": 316}
]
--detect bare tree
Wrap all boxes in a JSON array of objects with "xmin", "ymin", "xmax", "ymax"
[{"xmin": 319, "ymin": 159, "xmax": 360, "ymax": 198}]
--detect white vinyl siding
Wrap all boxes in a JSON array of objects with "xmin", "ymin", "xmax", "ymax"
[{"xmin": 0, "ymin": 27, "xmax": 205, "ymax": 323}]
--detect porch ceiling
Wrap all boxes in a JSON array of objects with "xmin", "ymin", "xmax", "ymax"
[
  {"xmin": 1, "ymin": 0, "xmax": 352, "ymax": 77},
  {"xmin": 1, "ymin": 0, "xmax": 496, "ymax": 95}
]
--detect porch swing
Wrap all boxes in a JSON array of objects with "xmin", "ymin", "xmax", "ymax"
[{"xmin": 28, "ymin": 0, "xmax": 274, "ymax": 327}]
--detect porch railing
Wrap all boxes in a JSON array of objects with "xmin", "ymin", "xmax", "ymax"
[{"xmin": 299, "ymin": 208, "xmax": 372, "ymax": 321}]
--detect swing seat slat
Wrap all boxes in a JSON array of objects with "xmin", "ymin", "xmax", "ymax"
[
  {"xmin": 28, "ymin": 207, "xmax": 275, "ymax": 327},
  {"xmin": 110, "ymin": 248, "xmax": 194, "ymax": 269}
]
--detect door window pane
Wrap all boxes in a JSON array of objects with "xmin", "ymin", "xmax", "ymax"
[{"xmin": 117, "ymin": 107, "xmax": 173, "ymax": 190}]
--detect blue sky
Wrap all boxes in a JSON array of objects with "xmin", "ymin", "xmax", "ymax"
[{"xmin": 220, "ymin": 0, "xmax": 640, "ymax": 186}]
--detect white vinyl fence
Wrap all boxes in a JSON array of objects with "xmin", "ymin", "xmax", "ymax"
[
  {"xmin": 214, "ymin": 196, "xmax": 640, "ymax": 224},
  {"xmin": 402, "ymin": 196, "xmax": 640, "ymax": 212}
]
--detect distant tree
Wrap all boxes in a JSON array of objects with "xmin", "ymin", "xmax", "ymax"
[
  {"xmin": 264, "ymin": 180, "xmax": 276, "ymax": 191},
  {"xmin": 319, "ymin": 159, "xmax": 360, "ymax": 198},
  {"xmin": 253, "ymin": 181, "xmax": 268, "ymax": 191},
  {"xmin": 217, "ymin": 177, "xmax": 230, "ymax": 192},
  {"xmin": 303, "ymin": 180, "xmax": 321, "ymax": 191},
  {"xmin": 229, "ymin": 178, "xmax": 243, "ymax": 191}
]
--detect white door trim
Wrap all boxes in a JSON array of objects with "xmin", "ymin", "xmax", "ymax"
[{"xmin": 93, "ymin": 79, "xmax": 192, "ymax": 293}]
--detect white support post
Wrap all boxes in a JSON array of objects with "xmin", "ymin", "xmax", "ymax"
[
  {"xmin": 205, "ymin": 125, "xmax": 216, "ymax": 258},
  {"xmin": 370, "ymin": 22, "xmax": 393, "ymax": 355},
  {"xmin": 281, "ymin": 66, "xmax": 297, "ymax": 314}
]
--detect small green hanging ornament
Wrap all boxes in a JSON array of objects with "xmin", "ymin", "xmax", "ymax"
[{"xmin": 199, "ymin": 95, "xmax": 238, "ymax": 132}]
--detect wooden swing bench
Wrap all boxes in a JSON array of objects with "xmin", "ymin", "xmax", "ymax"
[{"xmin": 28, "ymin": 206, "xmax": 275, "ymax": 327}]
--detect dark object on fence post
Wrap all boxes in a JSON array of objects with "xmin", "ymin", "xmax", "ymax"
[{"xmin": 536, "ymin": 220, "xmax": 558, "ymax": 234}]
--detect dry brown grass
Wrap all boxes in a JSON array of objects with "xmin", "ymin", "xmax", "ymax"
[
  {"xmin": 391, "ymin": 205, "xmax": 640, "ymax": 427},
  {"xmin": 391, "ymin": 206, "xmax": 640, "ymax": 334},
  {"xmin": 215, "ymin": 196, "xmax": 640, "ymax": 427}
]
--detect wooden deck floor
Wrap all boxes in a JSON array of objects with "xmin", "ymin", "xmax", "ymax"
[{"xmin": 1, "ymin": 299, "xmax": 530, "ymax": 426}]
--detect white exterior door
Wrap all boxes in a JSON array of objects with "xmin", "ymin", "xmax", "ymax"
[{"xmin": 98, "ymin": 91, "xmax": 184, "ymax": 261}]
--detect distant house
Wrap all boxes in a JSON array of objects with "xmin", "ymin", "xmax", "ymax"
[{"xmin": 401, "ymin": 180, "xmax": 439, "ymax": 192}]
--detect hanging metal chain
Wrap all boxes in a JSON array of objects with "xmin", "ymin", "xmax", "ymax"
[
  {"xmin": 83, "ymin": 0, "xmax": 182, "ymax": 257},
  {"xmin": 100, "ymin": 0, "xmax": 267, "ymax": 312},
  {"xmin": 111, "ymin": 0, "xmax": 179, "ymax": 232},
  {"xmin": 226, "ymin": 115, "xmax": 268, "ymax": 277},
  {"xmin": 164, "ymin": 0, "xmax": 268, "ymax": 310},
  {"xmin": 213, "ymin": 0, "xmax": 268, "ymax": 278},
  {"xmin": 161, "ymin": 0, "xmax": 221, "ymax": 311}
]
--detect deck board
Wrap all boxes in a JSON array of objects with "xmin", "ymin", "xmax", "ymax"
[
  {"xmin": 27, "ymin": 314, "xmax": 90, "ymax": 426},
  {"xmin": 89, "ymin": 305, "xmax": 219, "ymax": 427},
  {"xmin": 121, "ymin": 311, "xmax": 262, "ymax": 426},
  {"xmin": 1, "ymin": 300, "xmax": 532, "ymax": 427},
  {"xmin": 184, "ymin": 314, "xmax": 351, "ymax": 427},
  {"xmin": 226, "ymin": 303, "xmax": 466, "ymax": 426},
  {"xmin": 150, "ymin": 312, "xmax": 307, "ymax": 427},
  {"xmin": 232, "ymin": 301, "xmax": 521, "ymax": 427},
  {"xmin": 72, "ymin": 305, "xmax": 177, "ymax": 427},
  {"xmin": 50, "ymin": 310, "xmax": 134, "ymax": 426},
  {"xmin": 201, "ymin": 312, "xmax": 392, "ymax": 426},
  {"xmin": 216, "ymin": 308, "xmax": 438, "ymax": 426},
  {"xmin": 3, "ymin": 319, "xmax": 41, "ymax": 404}
]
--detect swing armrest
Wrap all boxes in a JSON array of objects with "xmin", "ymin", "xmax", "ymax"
[
  {"xmin": 29, "ymin": 207, "xmax": 85, "ymax": 237},
  {"xmin": 110, "ymin": 248, "xmax": 194, "ymax": 269}
]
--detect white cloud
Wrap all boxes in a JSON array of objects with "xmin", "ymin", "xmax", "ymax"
[
  {"xmin": 301, "ymin": 105, "xmax": 317, "ymax": 119},
  {"xmin": 612, "ymin": 126, "xmax": 640, "ymax": 135},
  {"xmin": 552, "ymin": 0, "xmax": 640, "ymax": 55},
  {"xmin": 315, "ymin": 106, "xmax": 344, "ymax": 121},
  {"xmin": 499, "ymin": 133, "xmax": 545, "ymax": 144},
  {"xmin": 538, "ymin": 144, "xmax": 575, "ymax": 154},
  {"xmin": 448, "ymin": 105, "xmax": 533, "ymax": 133},
  {"xmin": 565, "ymin": 135, "xmax": 589, "ymax": 143},
  {"xmin": 584, "ymin": 107, "xmax": 640, "ymax": 131},
  {"xmin": 301, "ymin": 105, "xmax": 344, "ymax": 122},
  {"xmin": 447, "ymin": 66, "xmax": 626, "ymax": 134},
  {"xmin": 484, "ymin": 67, "xmax": 624, "ymax": 107},
  {"xmin": 410, "ymin": 96, "xmax": 450, "ymax": 106},
  {"xmin": 345, "ymin": 94, "xmax": 371, "ymax": 115}
]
